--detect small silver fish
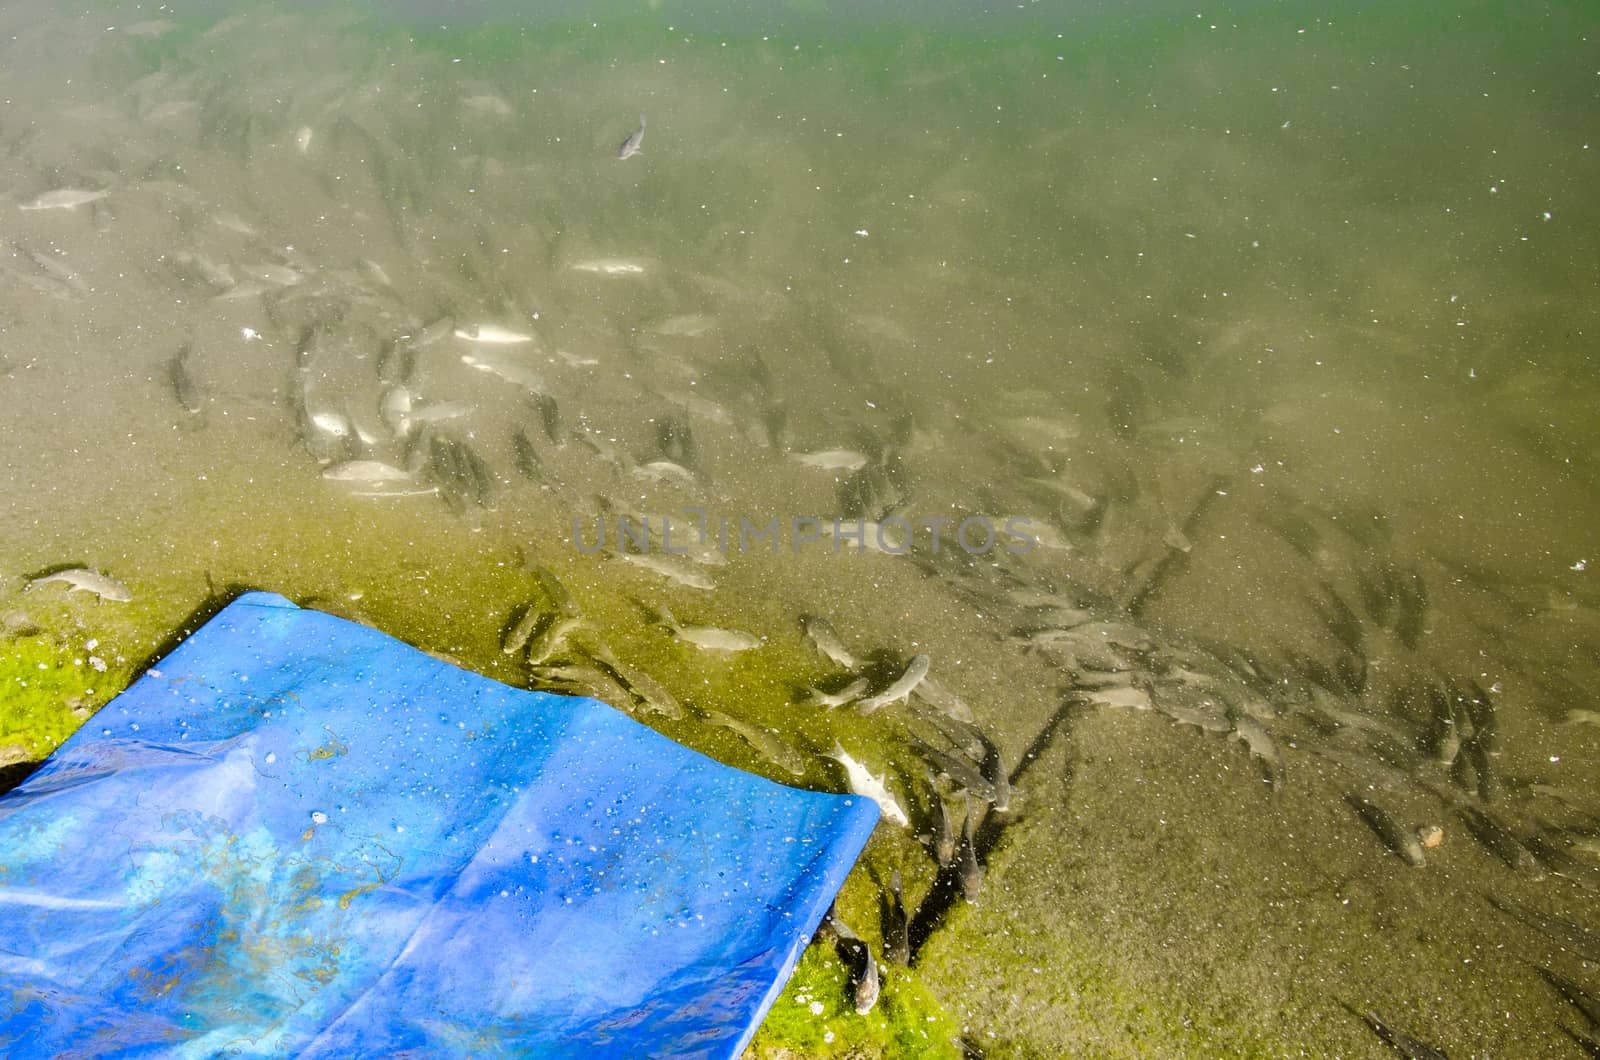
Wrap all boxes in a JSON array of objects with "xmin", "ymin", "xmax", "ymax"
[
  {"xmin": 857, "ymin": 653, "xmax": 931, "ymax": 714},
  {"xmin": 704, "ymin": 709, "xmax": 806, "ymax": 777},
  {"xmin": 1346, "ymin": 794, "xmax": 1425, "ymax": 867},
  {"xmin": 825, "ymin": 913, "xmax": 880, "ymax": 1016},
  {"xmin": 406, "ymin": 317, "xmax": 455, "ymax": 349},
  {"xmin": 27, "ymin": 568, "xmax": 132, "ymax": 602},
  {"xmin": 380, "ymin": 386, "xmax": 414, "ymax": 436},
  {"xmin": 238, "ymin": 263, "xmax": 302, "ymax": 286},
  {"xmin": 617, "ymin": 114, "xmax": 646, "ymax": 159},
  {"xmin": 503, "ymin": 604, "xmax": 547, "ymax": 655},
  {"xmin": 619, "ymin": 553, "xmax": 716, "ymax": 591},
  {"xmin": 958, "ymin": 796, "xmax": 983, "ymax": 902},
  {"xmin": 650, "ymin": 603, "xmax": 761, "ymax": 653},
  {"xmin": 597, "ymin": 649, "xmax": 684, "ymax": 720},
  {"xmin": 831, "ymin": 744, "xmax": 910, "ymax": 827},
  {"xmin": 911, "ymin": 675, "xmax": 976, "ymax": 722},
  {"xmin": 461, "ymin": 352, "xmax": 545, "ymax": 393},
  {"xmin": 1230, "ymin": 714, "xmax": 1283, "ymax": 788},
  {"xmin": 406, "ymin": 400, "xmax": 472, "ymax": 426},
  {"xmin": 632, "ymin": 460, "xmax": 697, "ymax": 487},
  {"xmin": 798, "ymin": 677, "xmax": 869, "ymax": 709},
  {"xmin": 911, "ymin": 736, "xmax": 996, "ymax": 804},
  {"xmin": 527, "ymin": 615, "xmax": 583, "ymax": 667},
  {"xmin": 884, "ymin": 870, "xmax": 910, "ymax": 965},
  {"xmin": 929, "ymin": 773, "xmax": 956, "ymax": 867},
  {"xmin": 321, "ymin": 460, "xmax": 412, "ymax": 483},
  {"xmin": 794, "ymin": 449, "xmax": 868, "ymax": 472},
  {"xmin": 802, "ymin": 615, "xmax": 858, "ymax": 669},
  {"xmin": 569, "ymin": 258, "xmax": 647, "ymax": 276},
  {"xmin": 454, "ymin": 323, "xmax": 534, "ymax": 345},
  {"xmin": 977, "ymin": 732, "xmax": 1012, "ymax": 813},
  {"xmin": 852, "ymin": 937, "xmax": 880, "ymax": 1015},
  {"xmin": 171, "ymin": 251, "xmax": 235, "ymax": 291},
  {"xmin": 19, "ymin": 188, "xmax": 108, "ymax": 211}
]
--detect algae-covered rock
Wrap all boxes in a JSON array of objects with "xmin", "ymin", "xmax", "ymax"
[
  {"xmin": 744, "ymin": 944, "xmax": 966, "ymax": 1060},
  {"xmin": 0, "ymin": 632, "xmax": 125, "ymax": 763}
]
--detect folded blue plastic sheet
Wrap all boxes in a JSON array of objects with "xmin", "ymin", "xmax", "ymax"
[{"xmin": 0, "ymin": 591, "xmax": 878, "ymax": 1058}]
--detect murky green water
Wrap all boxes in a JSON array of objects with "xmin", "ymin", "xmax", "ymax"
[{"xmin": 2, "ymin": 2, "xmax": 1598, "ymax": 1055}]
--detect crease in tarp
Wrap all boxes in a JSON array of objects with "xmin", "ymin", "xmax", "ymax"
[{"xmin": 296, "ymin": 703, "xmax": 586, "ymax": 1054}]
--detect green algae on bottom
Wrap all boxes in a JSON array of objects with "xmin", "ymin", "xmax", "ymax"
[
  {"xmin": 0, "ymin": 633, "xmax": 128, "ymax": 765},
  {"xmin": 745, "ymin": 944, "xmax": 965, "ymax": 1060}
]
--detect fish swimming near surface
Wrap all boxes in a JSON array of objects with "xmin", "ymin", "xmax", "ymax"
[{"xmin": 617, "ymin": 114, "xmax": 646, "ymax": 159}]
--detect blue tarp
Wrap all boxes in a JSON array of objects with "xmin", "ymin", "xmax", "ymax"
[{"xmin": 0, "ymin": 591, "xmax": 878, "ymax": 1057}]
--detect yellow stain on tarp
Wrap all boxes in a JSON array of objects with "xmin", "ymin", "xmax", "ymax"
[
  {"xmin": 337, "ymin": 881, "xmax": 381, "ymax": 910},
  {"xmin": 304, "ymin": 726, "xmax": 348, "ymax": 762}
]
